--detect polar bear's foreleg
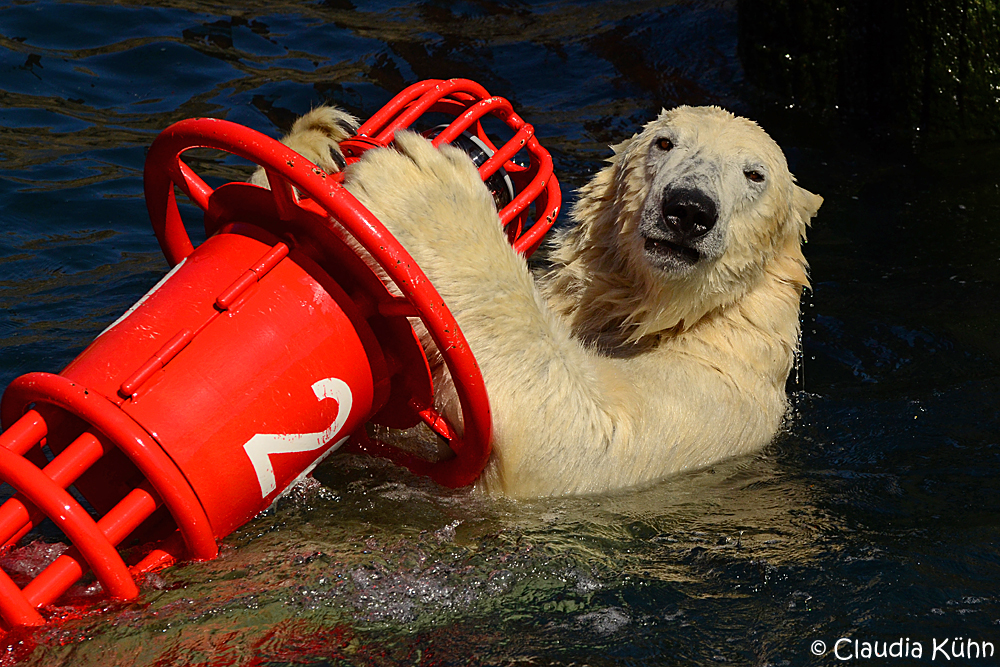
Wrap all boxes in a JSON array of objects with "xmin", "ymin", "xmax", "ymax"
[{"xmin": 345, "ymin": 132, "xmax": 622, "ymax": 495}]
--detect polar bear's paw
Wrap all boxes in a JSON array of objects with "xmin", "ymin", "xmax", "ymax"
[
  {"xmin": 283, "ymin": 106, "xmax": 359, "ymax": 172},
  {"xmin": 390, "ymin": 131, "xmax": 487, "ymax": 190},
  {"xmin": 251, "ymin": 106, "xmax": 359, "ymax": 187},
  {"xmin": 343, "ymin": 131, "xmax": 498, "ymax": 255}
]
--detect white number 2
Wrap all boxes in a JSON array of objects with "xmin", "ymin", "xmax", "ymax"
[{"xmin": 242, "ymin": 377, "xmax": 353, "ymax": 497}]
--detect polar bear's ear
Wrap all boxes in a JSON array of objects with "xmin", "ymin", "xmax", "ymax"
[
  {"xmin": 792, "ymin": 185, "xmax": 822, "ymax": 239},
  {"xmin": 607, "ymin": 135, "xmax": 635, "ymax": 163}
]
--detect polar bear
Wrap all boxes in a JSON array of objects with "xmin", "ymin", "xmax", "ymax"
[{"xmin": 267, "ymin": 105, "xmax": 821, "ymax": 498}]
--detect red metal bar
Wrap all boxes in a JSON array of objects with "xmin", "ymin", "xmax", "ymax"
[
  {"xmin": 263, "ymin": 170, "xmax": 301, "ymax": 222},
  {"xmin": 129, "ymin": 531, "xmax": 187, "ymax": 576},
  {"xmin": 175, "ymin": 159, "xmax": 212, "ymax": 211},
  {"xmin": 0, "ymin": 412, "xmax": 52, "ymax": 548},
  {"xmin": 43, "ymin": 432, "xmax": 107, "ymax": 485},
  {"xmin": 414, "ymin": 405, "xmax": 458, "ymax": 442},
  {"xmin": 500, "ymin": 139, "xmax": 554, "ymax": 227},
  {"xmin": 98, "ymin": 485, "xmax": 160, "ymax": 545},
  {"xmin": 512, "ymin": 178, "xmax": 562, "ymax": 256},
  {"xmin": 430, "ymin": 97, "xmax": 515, "ymax": 147},
  {"xmin": 373, "ymin": 80, "xmax": 493, "ymax": 144},
  {"xmin": 150, "ymin": 184, "xmax": 195, "ymax": 266},
  {"xmin": 0, "ymin": 498, "xmax": 35, "ymax": 551},
  {"xmin": 356, "ymin": 80, "xmax": 440, "ymax": 137},
  {"xmin": 0, "ymin": 568, "xmax": 44, "ymax": 627},
  {"xmin": 0, "ymin": 410, "xmax": 47, "ymax": 457},
  {"xmin": 477, "ymin": 124, "xmax": 534, "ymax": 181},
  {"xmin": 357, "ymin": 79, "xmax": 486, "ymax": 141},
  {"xmin": 22, "ymin": 553, "xmax": 86, "ymax": 608},
  {"xmin": 0, "ymin": 431, "xmax": 107, "ymax": 549}
]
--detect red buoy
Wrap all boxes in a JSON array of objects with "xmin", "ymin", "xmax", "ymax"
[{"xmin": 0, "ymin": 79, "xmax": 561, "ymax": 627}]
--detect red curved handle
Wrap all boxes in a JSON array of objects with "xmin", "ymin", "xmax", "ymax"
[{"xmin": 143, "ymin": 118, "xmax": 491, "ymax": 487}]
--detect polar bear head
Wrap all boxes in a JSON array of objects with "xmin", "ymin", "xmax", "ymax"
[{"xmin": 547, "ymin": 106, "xmax": 822, "ymax": 346}]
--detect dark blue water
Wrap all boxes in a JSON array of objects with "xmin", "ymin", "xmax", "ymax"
[{"xmin": 1, "ymin": 1, "xmax": 999, "ymax": 665}]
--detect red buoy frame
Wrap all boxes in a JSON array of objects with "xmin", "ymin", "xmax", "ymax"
[{"xmin": 0, "ymin": 78, "xmax": 561, "ymax": 628}]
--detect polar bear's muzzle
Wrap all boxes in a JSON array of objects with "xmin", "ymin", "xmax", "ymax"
[
  {"xmin": 639, "ymin": 185, "xmax": 722, "ymax": 272},
  {"xmin": 660, "ymin": 188, "xmax": 717, "ymax": 239}
]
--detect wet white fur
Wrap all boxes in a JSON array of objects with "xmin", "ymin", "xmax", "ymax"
[
  {"xmin": 273, "ymin": 106, "xmax": 821, "ymax": 498},
  {"xmin": 249, "ymin": 106, "xmax": 358, "ymax": 188}
]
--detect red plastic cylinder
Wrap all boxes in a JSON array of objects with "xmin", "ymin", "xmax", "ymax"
[{"xmin": 62, "ymin": 231, "xmax": 375, "ymax": 536}]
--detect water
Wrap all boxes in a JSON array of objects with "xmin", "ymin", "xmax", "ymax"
[{"xmin": 1, "ymin": 1, "xmax": 999, "ymax": 665}]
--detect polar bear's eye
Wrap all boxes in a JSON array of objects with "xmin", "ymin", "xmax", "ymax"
[
  {"xmin": 656, "ymin": 138, "xmax": 674, "ymax": 151},
  {"xmin": 744, "ymin": 169, "xmax": 765, "ymax": 183}
]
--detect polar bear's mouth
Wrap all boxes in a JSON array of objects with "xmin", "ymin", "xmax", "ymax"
[{"xmin": 644, "ymin": 237, "xmax": 700, "ymax": 265}]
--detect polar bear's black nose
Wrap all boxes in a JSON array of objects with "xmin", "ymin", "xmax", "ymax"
[{"xmin": 661, "ymin": 188, "xmax": 718, "ymax": 240}]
